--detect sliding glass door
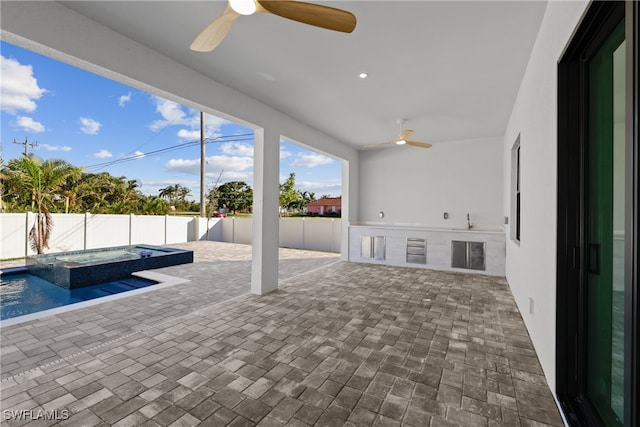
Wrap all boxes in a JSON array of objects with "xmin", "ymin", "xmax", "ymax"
[
  {"xmin": 586, "ymin": 19, "xmax": 625, "ymax": 426},
  {"xmin": 557, "ymin": 2, "xmax": 638, "ymax": 426}
]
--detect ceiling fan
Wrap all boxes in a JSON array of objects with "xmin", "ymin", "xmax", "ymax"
[
  {"xmin": 365, "ymin": 121, "xmax": 433, "ymax": 150},
  {"xmin": 190, "ymin": 0, "xmax": 357, "ymax": 52}
]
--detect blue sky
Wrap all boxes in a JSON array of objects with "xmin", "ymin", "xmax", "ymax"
[{"xmin": 1, "ymin": 41, "xmax": 341, "ymax": 199}]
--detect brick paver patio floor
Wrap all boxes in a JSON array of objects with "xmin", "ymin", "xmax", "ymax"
[{"xmin": 0, "ymin": 241, "xmax": 563, "ymax": 426}]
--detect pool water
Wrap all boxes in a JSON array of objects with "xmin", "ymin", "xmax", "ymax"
[
  {"xmin": 54, "ymin": 249, "xmax": 138, "ymax": 265},
  {"xmin": 41, "ymin": 247, "xmax": 169, "ymax": 266},
  {"xmin": 0, "ymin": 273, "xmax": 157, "ymax": 320}
]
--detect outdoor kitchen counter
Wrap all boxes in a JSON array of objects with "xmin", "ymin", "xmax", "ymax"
[{"xmin": 348, "ymin": 224, "xmax": 506, "ymax": 276}]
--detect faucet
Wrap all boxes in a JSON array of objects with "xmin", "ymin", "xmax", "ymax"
[{"xmin": 467, "ymin": 213, "xmax": 473, "ymax": 230}]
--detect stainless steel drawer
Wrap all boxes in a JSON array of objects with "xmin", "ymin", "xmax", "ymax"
[
  {"xmin": 406, "ymin": 238, "xmax": 426, "ymax": 264},
  {"xmin": 406, "ymin": 254, "xmax": 427, "ymax": 264}
]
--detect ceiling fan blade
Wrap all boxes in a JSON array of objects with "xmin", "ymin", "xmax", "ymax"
[
  {"xmin": 406, "ymin": 140, "xmax": 433, "ymax": 149},
  {"xmin": 364, "ymin": 141, "xmax": 397, "ymax": 149},
  {"xmin": 400, "ymin": 129, "xmax": 414, "ymax": 140},
  {"xmin": 190, "ymin": 4, "xmax": 240, "ymax": 52},
  {"xmin": 257, "ymin": 1, "xmax": 356, "ymax": 33}
]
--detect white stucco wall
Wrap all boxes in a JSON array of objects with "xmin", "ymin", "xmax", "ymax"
[
  {"xmin": 358, "ymin": 137, "xmax": 504, "ymax": 230},
  {"xmin": 502, "ymin": 0, "xmax": 589, "ymax": 393}
]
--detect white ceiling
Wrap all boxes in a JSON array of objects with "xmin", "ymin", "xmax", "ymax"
[{"xmin": 58, "ymin": 1, "xmax": 547, "ymax": 149}]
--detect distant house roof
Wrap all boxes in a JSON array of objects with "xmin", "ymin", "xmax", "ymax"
[{"xmin": 308, "ymin": 197, "xmax": 342, "ymax": 207}]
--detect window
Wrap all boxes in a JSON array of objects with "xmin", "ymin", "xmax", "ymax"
[{"xmin": 510, "ymin": 135, "xmax": 521, "ymax": 244}]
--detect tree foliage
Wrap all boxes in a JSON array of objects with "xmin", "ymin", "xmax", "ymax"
[
  {"xmin": 213, "ymin": 181, "xmax": 253, "ymax": 214},
  {"xmin": 279, "ymin": 173, "xmax": 298, "ymax": 211},
  {"xmin": 279, "ymin": 173, "xmax": 316, "ymax": 215},
  {"xmin": 1, "ymin": 155, "xmax": 328, "ymax": 229},
  {"xmin": 2, "ymin": 155, "xmax": 80, "ymax": 252},
  {"xmin": 1, "ymin": 155, "xmax": 172, "ymax": 216},
  {"xmin": 158, "ymin": 184, "xmax": 192, "ymax": 211}
]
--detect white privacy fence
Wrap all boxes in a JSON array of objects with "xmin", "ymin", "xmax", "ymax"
[
  {"xmin": 0, "ymin": 213, "xmax": 195, "ymax": 259},
  {"xmin": 0, "ymin": 213, "xmax": 341, "ymax": 259}
]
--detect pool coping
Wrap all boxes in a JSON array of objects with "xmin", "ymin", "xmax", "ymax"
[{"xmin": 0, "ymin": 269, "xmax": 189, "ymax": 328}]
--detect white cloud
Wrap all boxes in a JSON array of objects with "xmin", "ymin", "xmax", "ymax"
[
  {"xmin": 80, "ymin": 117, "xmax": 101, "ymax": 135},
  {"xmin": 93, "ymin": 149, "xmax": 112, "ymax": 158},
  {"xmin": 220, "ymin": 142, "xmax": 254, "ymax": 157},
  {"xmin": 291, "ymin": 153, "xmax": 334, "ymax": 168},
  {"xmin": 280, "ymin": 150, "xmax": 292, "ymax": 159},
  {"xmin": 298, "ymin": 180, "xmax": 342, "ymax": 190},
  {"xmin": 14, "ymin": 116, "xmax": 45, "ymax": 133},
  {"xmin": 148, "ymin": 97, "xmax": 189, "ymax": 131},
  {"xmin": 206, "ymin": 155, "xmax": 253, "ymax": 172},
  {"xmin": 40, "ymin": 144, "xmax": 72, "ymax": 152},
  {"xmin": 176, "ymin": 129, "xmax": 201, "ymax": 140},
  {"xmin": 214, "ymin": 171, "xmax": 253, "ymax": 181},
  {"xmin": 143, "ymin": 179, "xmax": 196, "ymax": 187},
  {"xmin": 133, "ymin": 151, "xmax": 145, "ymax": 159},
  {"xmin": 148, "ymin": 96, "xmax": 229, "ymax": 140},
  {"xmin": 165, "ymin": 158, "xmax": 207, "ymax": 175},
  {"xmin": 205, "ymin": 115, "xmax": 229, "ymax": 133},
  {"xmin": 118, "ymin": 92, "xmax": 131, "ymax": 107},
  {"xmin": 166, "ymin": 154, "xmax": 253, "ymax": 176},
  {"xmin": 298, "ymin": 180, "xmax": 342, "ymax": 196},
  {"xmin": 0, "ymin": 56, "xmax": 47, "ymax": 114}
]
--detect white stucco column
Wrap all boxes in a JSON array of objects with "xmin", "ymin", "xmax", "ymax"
[
  {"xmin": 251, "ymin": 127, "xmax": 280, "ymax": 294},
  {"xmin": 341, "ymin": 158, "xmax": 359, "ymax": 261}
]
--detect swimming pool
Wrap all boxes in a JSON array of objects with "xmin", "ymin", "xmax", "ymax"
[{"xmin": 0, "ymin": 271, "xmax": 158, "ymax": 320}]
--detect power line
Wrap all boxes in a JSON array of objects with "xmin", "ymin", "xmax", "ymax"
[
  {"xmin": 84, "ymin": 133, "xmax": 254, "ymax": 170},
  {"xmin": 87, "ymin": 136, "xmax": 254, "ymax": 170},
  {"xmin": 87, "ymin": 139, "xmax": 201, "ymax": 169},
  {"xmin": 119, "ymin": 108, "xmax": 187, "ymax": 160}
]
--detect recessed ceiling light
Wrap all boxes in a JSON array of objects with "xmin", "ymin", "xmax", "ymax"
[{"xmin": 359, "ymin": 73, "xmax": 368, "ymax": 79}]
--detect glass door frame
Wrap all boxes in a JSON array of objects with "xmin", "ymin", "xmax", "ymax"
[{"xmin": 557, "ymin": 1, "xmax": 638, "ymax": 426}]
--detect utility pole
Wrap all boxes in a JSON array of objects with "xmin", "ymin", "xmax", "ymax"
[
  {"xmin": 200, "ymin": 112, "xmax": 206, "ymax": 218},
  {"xmin": 14, "ymin": 137, "xmax": 39, "ymax": 155}
]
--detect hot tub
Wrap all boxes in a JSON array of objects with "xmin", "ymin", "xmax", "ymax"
[{"xmin": 26, "ymin": 244, "xmax": 193, "ymax": 289}]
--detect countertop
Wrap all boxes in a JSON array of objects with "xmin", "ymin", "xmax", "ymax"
[{"xmin": 348, "ymin": 223, "xmax": 505, "ymax": 235}]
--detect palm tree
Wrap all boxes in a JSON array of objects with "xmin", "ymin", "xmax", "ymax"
[
  {"xmin": 59, "ymin": 172, "xmax": 84, "ymax": 213},
  {"xmin": 158, "ymin": 184, "xmax": 192, "ymax": 211},
  {"xmin": 139, "ymin": 196, "xmax": 168, "ymax": 215},
  {"xmin": 75, "ymin": 172, "xmax": 112, "ymax": 212},
  {"xmin": 176, "ymin": 184, "xmax": 191, "ymax": 202},
  {"xmin": 299, "ymin": 191, "xmax": 316, "ymax": 212},
  {"xmin": 158, "ymin": 184, "xmax": 178, "ymax": 203},
  {"xmin": 106, "ymin": 178, "xmax": 142, "ymax": 213},
  {"xmin": 4, "ymin": 155, "xmax": 80, "ymax": 253}
]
